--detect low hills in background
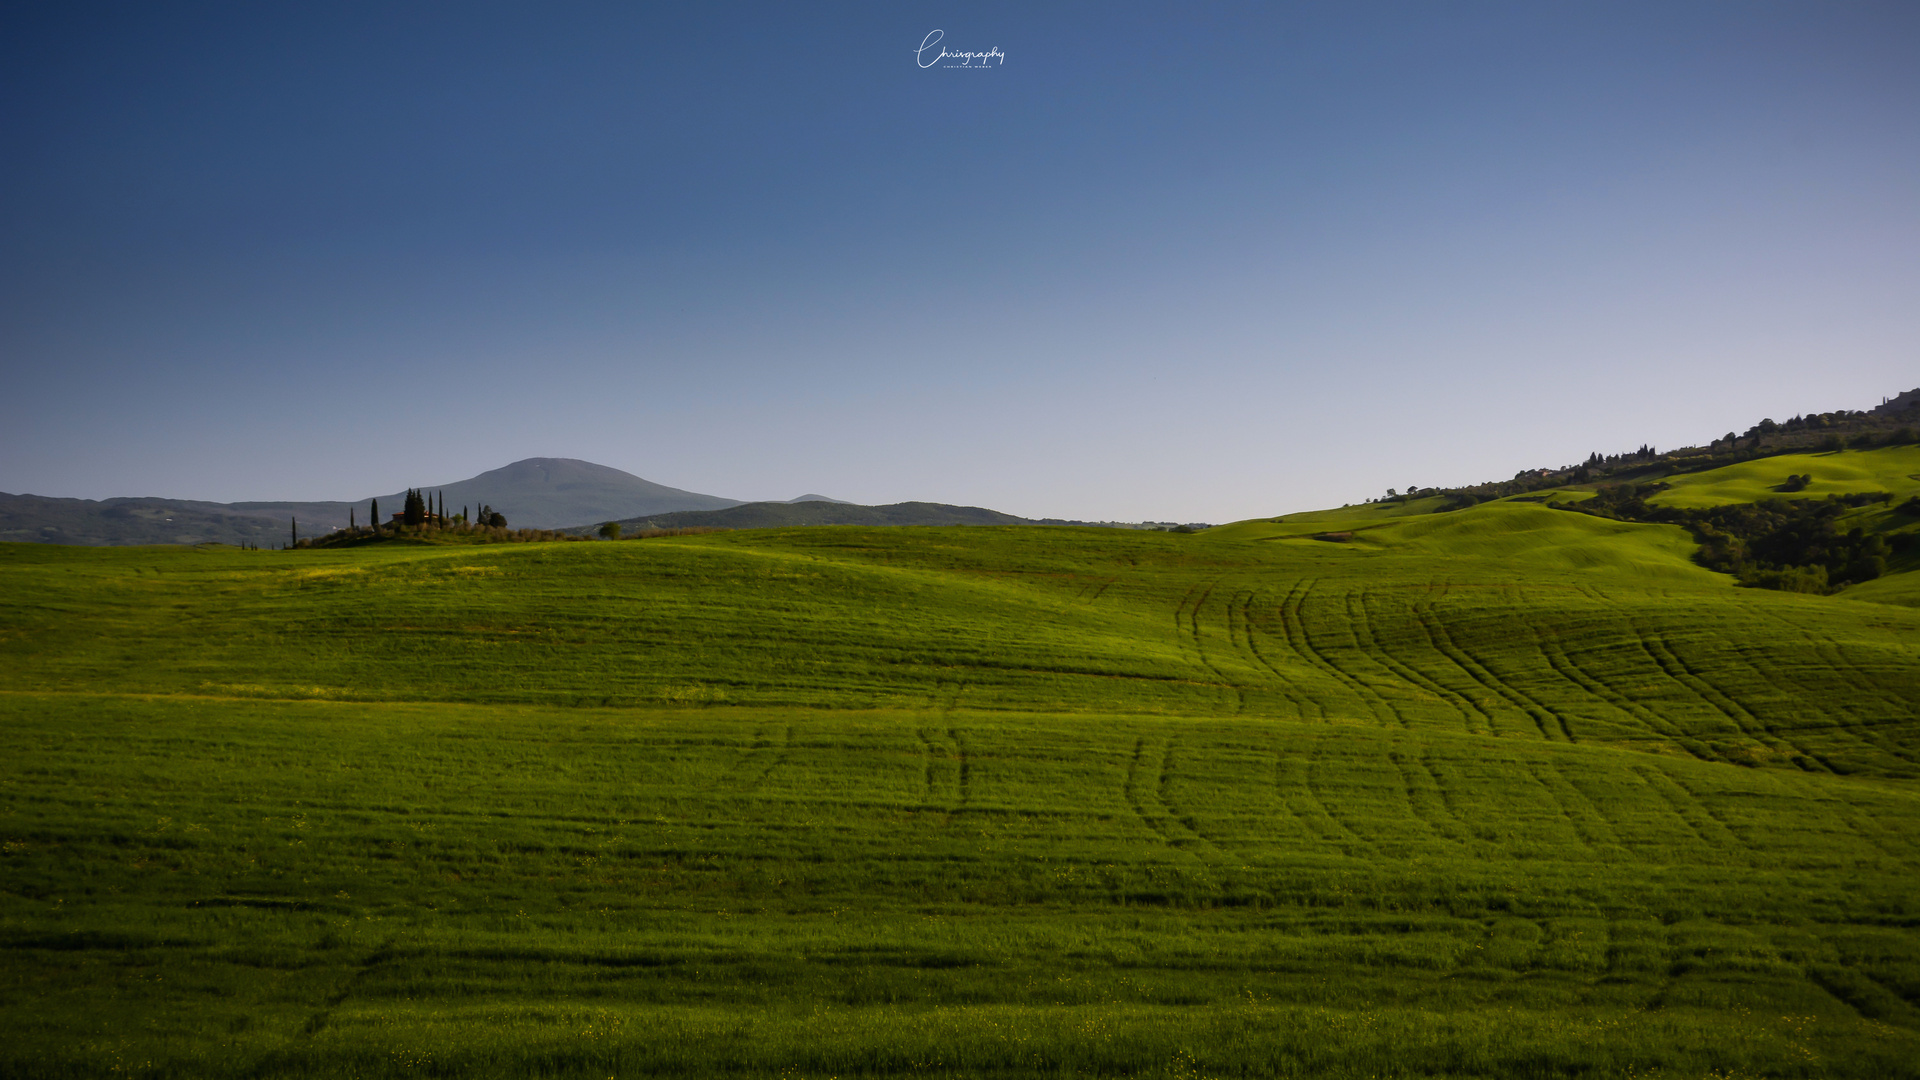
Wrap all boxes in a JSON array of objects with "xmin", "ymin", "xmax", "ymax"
[
  {"xmin": 0, "ymin": 457, "xmax": 741, "ymax": 545},
  {"xmin": 0, "ymin": 458, "xmax": 1198, "ymax": 546},
  {"xmin": 589, "ymin": 500, "xmax": 1031, "ymax": 531},
  {"xmin": 4, "ymin": 389, "xmax": 1915, "ymax": 546}
]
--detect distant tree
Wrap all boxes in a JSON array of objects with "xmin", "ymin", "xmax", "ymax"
[
  {"xmin": 350, "ymin": 507, "xmax": 355, "ymax": 529},
  {"xmin": 291, "ymin": 516, "xmax": 298, "ymax": 546},
  {"xmin": 598, "ymin": 521, "xmax": 622, "ymax": 540},
  {"xmin": 404, "ymin": 488, "xmax": 426, "ymax": 527},
  {"xmin": 371, "ymin": 498, "xmax": 379, "ymax": 530}
]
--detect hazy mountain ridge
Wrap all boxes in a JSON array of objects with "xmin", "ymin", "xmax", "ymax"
[
  {"xmin": 1, "ymin": 458, "xmax": 741, "ymax": 545},
  {"xmin": 598, "ymin": 500, "xmax": 1034, "ymax": 530},
  {"xmin": 0, "ymin": 493, "xmax": 312, "ymax": 547},
  {"xmin": 355, "ymin": 458, "xmax": 739, "ymax": 529}
]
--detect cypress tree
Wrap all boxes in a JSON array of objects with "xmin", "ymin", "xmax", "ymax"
[
  {"xmin": 371, "ymin": 498, "xmax": 379, "ymax": 530},
  {"xmin": 291, "ymin": 516, "xmax": 297, "ymax": 546},
  {"xmin": 350, "ymin": 508, "xmax": 356, "ymax": 529}
]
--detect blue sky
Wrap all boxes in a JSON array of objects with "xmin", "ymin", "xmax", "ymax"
[{"xmin": 2, "ymin": 2, "xmax": 1915, "ymax": 521}]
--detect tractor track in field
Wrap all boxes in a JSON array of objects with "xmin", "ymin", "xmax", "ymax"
[
  {"xmin": 1156, "ymin": 738, "xmax": 1218, "ymax": 854},
  {"xmin": 299, "ymin": 934, "xmax": 398, "ymax": 1039},
  {"xmin": 1279, "ymin": 578, "xmax": 1397, "ymax": 727},
  {"xmin": 1514, "ymin": 606, "xmax": 1718, "ymax": 759},
  {"xmin": 1123, "ymin": 737, "xmax": 1209, "ymax": 855},
  {"xmin": 1174, "ymin": 581, "xmax": 1246, "ymax": 715},
  {"xmin": 1661, "ymin": 771, "xmax": 1751, "ymax": 849},
  {"xmin": 1629, "ymin": 618, "xmax": 1802, "ymax": 761},
  {"xmin": 1736, "ymin": 606, "xmax": 1920, "ymax": 765},
  {"xmin": 1303, "ymin": 580, "xmax": 1409, "ymax": 727},
  {"xmin": 1413, "ymin": 586, "xmax": 1560, "ymax": 741},
  {"xmin": 1633, "ymin": 766, "xmax": 1740, "ymax": 851},
  {"xmin": 1803, "ymin": 786, "xmax": 1909, "ymax": 860},
  {"xmin": 1263, "ymin": 746, "xmax": 1323, "ymax": 843},
  {"xmin": 1725, "ymin": 637, "xmax": 1920, "ymax": 769},
  {"xmin": 1615, "ymin": 616, "xmax": 1761, "ymax": 744},
  {"xmin": 1574, "ymin": 585, "xmax": 1826, "ymax": 759},
  {"xmin": 1390, "ymin": 590, "xmax": 1499, "ymax": 736},
  {"xmin": 1271, "ymin": 746, "xmax": 1346, "ymax": 847},
  {"xmin": 1710, "ymin": 643, "xmax": 1866, "ymax": 774},
  {"xmin": 1224, "ymin": 585, "xmax": 1310, "ymax": 718},
  {"xmin": 1505, "ymin": 591, "xmax": 1689, "ymax": 745},
  {"xmin": 1523, "ymin": 614, "xmax": 1677, "ymax": 742},
  {"xmin": 1303, "ymin": 734, "xmax": 1377, "ymax": 855},
  {"xmin": 1339, "ymin": 588, "xmax": 1412, "ymax": 728},
  {"xmin": 1074, "ymin": 576, "xmax": 1118, "ymax": 603},
  {"xmin": 1228, "ymin": 588, "xmax": 1320, "ymax": 714},
  {"xmin": 1544, "ymin": 759, "xmax": 1627, "ymax": 850},
  {"xmin": 1388, "ymin": 747, "xmax": 1464, "ymax": 846},
  {"xmin": 1410, "ymin": 589, "xmax": 1521, "ymax": 737},
  {"xmin": 1229, "ymin": 588, "xmax": 1318, "ymax": 720},
  {"xmin": 1351, "ymin": 587, "xmax": 1483, "ymax": 731},
  {"xmin": 1418, "ymin": 752, "xmax": 1475, "ymax": 844},
  {"xmin": 1271, "ymin": 736, "xmax": 1372, "ymax": 851},
  {"xmin": 1479, "ymin": 586, "xmax": 1580, "ymax": 742},
  {"xmin": 1747, "ymin": 601, "xmax": 1918, "ymax": 719},
  {"xmin": 1521, "ymin": 762, "xmax": 1608, "ymax": 853}
]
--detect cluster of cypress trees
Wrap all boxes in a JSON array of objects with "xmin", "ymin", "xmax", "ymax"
[
  {"xmin": 360, "ymin": 490, "xmax": 502, "ymax": 531},
  {"xmin": 280, "ymin": 489, "xmax": 519, "ymax": 549}
]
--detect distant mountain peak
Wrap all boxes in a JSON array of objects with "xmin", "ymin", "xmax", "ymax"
[
  {"xmin": 380, "ymin": 459, "xmax": 738, "ymax": 527},
  {"xmin": 787, "ymin": 493, "xmax": 848, "ymax": 504}
]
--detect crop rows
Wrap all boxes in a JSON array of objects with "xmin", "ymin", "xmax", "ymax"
[{"xmin": 2, "ymin": 521, "xmax": 1918, "ymax": 1076}]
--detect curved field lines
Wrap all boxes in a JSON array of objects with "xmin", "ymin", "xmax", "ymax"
[{"xmin": 1146, "ymin": 564, "xmax": 1918, "ymax": 780}]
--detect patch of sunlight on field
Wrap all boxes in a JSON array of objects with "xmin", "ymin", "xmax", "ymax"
[
  {"xmin": 1842, "ymin": 565, "xmax": 1920, "ymax": 607},
  {"xmin": 1363, "ymin": 503, "xmax": 1715, "ymax": 581},
  {"xmin": 1206, "ymin": 495, "xmax": 1456, "ymax": 541},
  {"xmin": 1649, "ymin": 446, "xmax": 1920, "ymax": 509}
]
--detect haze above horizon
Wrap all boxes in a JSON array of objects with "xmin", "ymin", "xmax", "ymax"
[{"xmin": 2, "ymin": 3, "xmax": 1915, "ymax": 521}]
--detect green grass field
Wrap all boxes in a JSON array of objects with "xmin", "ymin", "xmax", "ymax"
[{"xmin": 4, "ymin": 450, "xmax": 1919, "ymax": 1078}]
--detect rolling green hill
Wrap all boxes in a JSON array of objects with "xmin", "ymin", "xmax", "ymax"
[
  {"xmin": 1645, "ymin": 445, "xmax": 1920, "ymax": 509},
  {"xmin": 3, "ymin": 448, "xmax": 1919, "ymax": 1077}
]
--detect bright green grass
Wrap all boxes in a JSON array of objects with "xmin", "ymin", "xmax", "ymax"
[
  {"xmin": 1647, "ymin": 446, "xmax": 1920, "ymax": 509},
  {"xmin": 3, "ymin": 495, "xmax": 1919, "ymax": 1077}
]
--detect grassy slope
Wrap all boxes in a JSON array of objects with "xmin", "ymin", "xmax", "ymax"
[
  {"xmin": 3, "ymin": 454, "xmax": 1920, "ymax": 1077},
  {"xmin": 1646, "ymin": 445, "xmax": 1920, "ymax": 509}
]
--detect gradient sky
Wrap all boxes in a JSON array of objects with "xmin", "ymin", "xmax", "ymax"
[{"xmin": 2, "ymin": 2, "xmax": 1916, "ymax": 522}]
